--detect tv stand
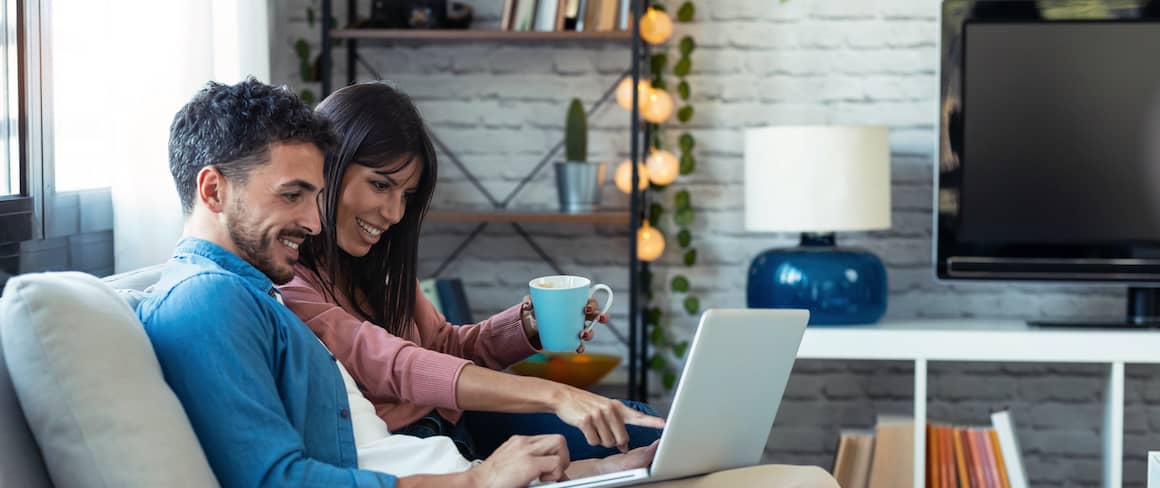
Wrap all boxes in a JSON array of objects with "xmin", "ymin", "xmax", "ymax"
[{"xmin": 1029, "ymin": 287, "xmax": 1160, "ymax": 329}]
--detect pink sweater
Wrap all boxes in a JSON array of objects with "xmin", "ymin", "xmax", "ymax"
[{"xmin": 278, "ymin": 265, "xmax": 538, "ymax": 428}]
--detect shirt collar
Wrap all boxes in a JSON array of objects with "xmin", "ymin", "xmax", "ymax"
[{"xmin": 175, "ymin": 237, "xmax": 277, "ymax": 297}]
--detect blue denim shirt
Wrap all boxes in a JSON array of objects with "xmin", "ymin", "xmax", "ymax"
[{"xmin": 138, "ymin": 237, "xmax": 396, "ymax": 487}]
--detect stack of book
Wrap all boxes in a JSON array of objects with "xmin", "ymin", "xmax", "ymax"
[
  {"xmin": 832, "ymin": 411, "xmax": 1029, "ymax": 488},
  {"xmin": 501, "ymin": 0, "xmax": 631, "ymax": 32}
]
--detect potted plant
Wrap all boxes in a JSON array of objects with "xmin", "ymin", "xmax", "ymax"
[{"xmin": 554, "ymin": 98, "xmax": 606, "ymax": 214}]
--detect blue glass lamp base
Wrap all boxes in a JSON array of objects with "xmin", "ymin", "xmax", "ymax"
[{"xmin": 747, "ymin": 239, "xmax": 887, "ymax": 325}]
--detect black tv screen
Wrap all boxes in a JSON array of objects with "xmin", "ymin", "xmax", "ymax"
[{"xmin": 937, "ymin": 1, "xmax": 1160, "ymax": 282}]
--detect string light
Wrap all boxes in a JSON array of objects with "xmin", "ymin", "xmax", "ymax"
[
  {"xmin": 640, "ymin": 7, "xmax": 673, "ymax": 45},
  {"xmin": 646, "ymin": 149, "xmax": 679, "ymax": 186},
  {"xmin": 640, "ymin": 88, "xmax": 673, "ymax": 123},
  {"xmin": 637, "ymin": 222, "xmax": 666, "ymax": 261},
  {"xmin": 614, "ymin": 159, "xmax": 649, "ymax": 193},
  {"xmin": 615, "ymin": 78, "xmax": 653, "ymax": 112}
]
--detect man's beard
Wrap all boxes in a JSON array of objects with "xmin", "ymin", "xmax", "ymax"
[{"xmin": 226, "ymin": 198, "xmax": 297, "ymax": 285}]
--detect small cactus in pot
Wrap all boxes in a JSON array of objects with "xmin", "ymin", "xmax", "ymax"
[{"xmin": 554, "ymin": 98, "xmax": 606, "ymax": 214}]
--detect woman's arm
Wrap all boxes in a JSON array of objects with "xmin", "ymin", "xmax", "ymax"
[
  {"xmin": 410, "ymin": 286, "xmax": 539, "ymax": 369},
  {"xmin": 456, "ymin": 365, "xmax": 666, "ymax": 451}
]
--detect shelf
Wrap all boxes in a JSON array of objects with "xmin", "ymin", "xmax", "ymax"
[
  {"xmin": 426, "ymin": 209, "xmax": 629, "ymax": 225},
  {"xmin": 330, "ymin": 29, "xmax": 632, "ymax": 42},
  {"xmin": 792, "ymin": 319, "xmax": 1147, "ymax": 488},
  {"xmin": 797, "ymin": 319, "xmax": 1160, "ymax": 363}
]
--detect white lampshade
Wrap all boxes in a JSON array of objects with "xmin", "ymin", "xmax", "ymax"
[{"xmin": 744, "ymin": 126, "xmax": 891, "ymax": 233}]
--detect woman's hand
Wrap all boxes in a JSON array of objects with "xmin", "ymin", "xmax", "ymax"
[
  {"xmin": 519, "ymin": 296, "xmax": 610, "ymax": 353},
  {"xmin": 565, "ymin": 441, "xmax": 659, "ymax": 479},
  {"xmin": 550, "ymin": 385, "xmax": 666, "ymax": 452}
]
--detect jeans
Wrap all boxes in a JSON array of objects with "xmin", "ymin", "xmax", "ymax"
[{"xmin": 394, "ymin": 400, "xmax": 664, "ymax": 461}]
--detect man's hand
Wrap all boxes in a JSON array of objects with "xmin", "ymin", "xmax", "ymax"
[
  {"xmin": 469, "ymin": 435, "xmax": 571, "ymax": 487},
  {"xmin": 552, "ymin": 387, "xmax": 666, "ymax": 452}
]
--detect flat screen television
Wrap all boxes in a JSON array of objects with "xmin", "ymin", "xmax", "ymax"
[{"xmin": 936, "ymin": 0, "xmax": 1160, "ymax": 325}]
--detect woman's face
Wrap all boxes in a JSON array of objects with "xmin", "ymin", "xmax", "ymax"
[{"xmin": 335, "ymin": 156, "xmax": 422, "ymax": 258}]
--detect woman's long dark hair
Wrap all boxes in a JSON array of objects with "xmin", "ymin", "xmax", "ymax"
[{"xmin": 299, "ymin": 82, "xmax": 438, "ymax": 335}]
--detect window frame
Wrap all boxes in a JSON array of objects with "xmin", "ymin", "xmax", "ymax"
[{"xmin": 1, "ymin": 0, "xmax": 58, "ymax": 243}]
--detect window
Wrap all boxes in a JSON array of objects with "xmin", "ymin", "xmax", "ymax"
[
  {"xmin": 1, "ymin": 0, "xmax": 19, "ymax": 197},
  {"xmin": 48, "ymin": 0, "xmax": 112, "ymax": 192}
]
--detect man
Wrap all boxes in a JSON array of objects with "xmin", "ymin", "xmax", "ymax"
[{"xmin": 137, "ymin": 78, "xmax": 595, "ymax": 487}]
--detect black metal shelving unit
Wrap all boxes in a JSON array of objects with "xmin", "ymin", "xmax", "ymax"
[{"xmin": 318, "ymin": 0, "xmax": 652, "ymax": 402}]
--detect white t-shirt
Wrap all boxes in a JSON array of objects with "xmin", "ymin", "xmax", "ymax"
[{"xmin": 332, "ymin": 349, "xmax": 476, "ymax": 477}]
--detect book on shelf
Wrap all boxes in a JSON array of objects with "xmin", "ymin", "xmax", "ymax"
[
  {"xmin": 533, "ymin": 0, "xmax": 563, "ymax": 31},
  {"xmin": 582, "ymin": 0, "xmax": 619, "ymax": 31},
  {"xmin": 419, "ymin": 278, "xmax": 474, "ymax": 325},
  {"xmin": 511, "ymin": 0, "xmax": 538, "ymax": 31},
  {"xmin": 501, "ymin": 0, "xmax": 516, "ymax": 30},
  {"xmin": 832, "ymin": 430, "xmax": 874, "ymax": 488},
  {"xmin": 867, "ymin": 416, "xmax": 914, "ymax": 488},
  {"xmin": 832, "ymin": 411, "xmax": 1028, "ymax": 488}
]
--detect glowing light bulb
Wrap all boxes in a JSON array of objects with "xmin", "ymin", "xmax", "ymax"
[
  {"xmin": 614, "ymin": 159, "xmax": 649, "ymax": 193},
  {"xmin": 645, "ymin": 149, "xmax": 679, "ymax": 186},
  {"xmin": 641, "ymin": 88, "xmax": 673, "ymax": 123},
  {"xmin": 637, "ymin": 222, "xmax": 666, "ymax": 262},
  {"xmin": 615, "ymin": 78, "xmax": 653, "ymax": 112},
  {"xmin": 640, "ymin": 8, "xmax": 673, "ymax": 46}
]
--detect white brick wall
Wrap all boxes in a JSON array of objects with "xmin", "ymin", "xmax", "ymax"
[{"xmin": 273, "ymin": 1, "xmax": 1159, "ymax": 485}]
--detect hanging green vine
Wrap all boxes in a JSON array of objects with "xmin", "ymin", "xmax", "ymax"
[
  {"xmin": 642, "ymin": 0, "xmax": 698, "ymax": 391},
  {"xmin": 293, "ymin": 1, "xmax": 341, "ymax": 106}
]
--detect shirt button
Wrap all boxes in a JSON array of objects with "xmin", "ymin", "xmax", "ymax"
[{"xmin": 339, "ymin": 409, "xmax": 350, "ymax": 419}]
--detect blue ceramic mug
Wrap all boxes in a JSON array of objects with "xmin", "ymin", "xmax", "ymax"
[{"xmin": 529, "ymin": 275, "xmax": 614, "ymax": 352}]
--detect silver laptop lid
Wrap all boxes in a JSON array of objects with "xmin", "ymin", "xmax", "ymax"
[{"xmin": 648, "ymin": 308, "xmax": 809, "ymax": 481}]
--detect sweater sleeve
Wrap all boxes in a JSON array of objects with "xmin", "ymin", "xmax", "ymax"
[
  {"xmin": 410, "ymin": 285, "xmax": 539, "ymax": 371},
  {"xmin": 279, "ymin": 277, "xmax": 470, "ymax": 411}
]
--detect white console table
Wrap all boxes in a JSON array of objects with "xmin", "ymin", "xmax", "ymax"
[{"xmin": 797, "ymin": 320, "xmax": 1160, "ymax": 488}]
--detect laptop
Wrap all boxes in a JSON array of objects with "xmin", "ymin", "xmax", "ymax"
[{"xmin": 537, "ymin": 308, "xmax": 810, "ymax": 488}]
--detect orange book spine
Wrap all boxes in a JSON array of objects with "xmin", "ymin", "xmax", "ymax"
[
  {"xmin": 927, "ymin": 423, "xmax": 937, "ymax": 488},
  {"xmin": 988, "ymin": 429, "xmax": 1011, "ymax": 488},
  {"xmin": 967, "ymin": 429, "xmax": 987, "ymax": 488},
  {"xmin": 953, "ymin": 428, "xmax": 970, "ymax": 488},
  {"xmin": 943, "ymin": 426, "xmax": 956, "ymax": 488}
]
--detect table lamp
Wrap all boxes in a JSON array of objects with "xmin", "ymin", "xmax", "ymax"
[{"xmin": 744, "ymin": 126, "xmax": 891, "ymax": 325}]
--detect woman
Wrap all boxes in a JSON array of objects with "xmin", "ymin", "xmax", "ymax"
[{"xmin": 279, "ymin": 81, "xmax": 663, "ymax": 461}]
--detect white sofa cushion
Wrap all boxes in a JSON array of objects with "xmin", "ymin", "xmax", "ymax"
[{"xmin": 0, "ymin": 272, "xmax": 219, "ymax": 487}]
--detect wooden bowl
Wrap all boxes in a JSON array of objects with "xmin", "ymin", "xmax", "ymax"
[{"xmin": 510, "ymin": 352, "xmax": 621, "ymax": 389}]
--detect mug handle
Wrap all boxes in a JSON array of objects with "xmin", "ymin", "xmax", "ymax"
[{"xmin": 583, "ymin": 284, "xmax": 614, "ymax": 334}]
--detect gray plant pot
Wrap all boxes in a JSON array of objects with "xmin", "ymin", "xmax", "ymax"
[{"xmin": 554, "ymin": 161, "xmax": 606, "ymax": 214}]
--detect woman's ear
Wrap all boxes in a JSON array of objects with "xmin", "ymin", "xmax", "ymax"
[{"xmin": 196, "ymin": 166, "xmax": 228, "ymax": 213}]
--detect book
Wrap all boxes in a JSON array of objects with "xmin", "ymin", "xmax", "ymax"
[
  {"xmin": 832, "ymin": 430, "xmax": 874, "ymax": 488},
  {"xmin": 989, "ymin": 429, "xmax": 1011, "ymax": 488},
  {"xmin": 952, "ymin": 427, "xmax": 969, "ymax": 488},
  {"xmin": 991, "ymin": 411, "xmax": 1029, "ymax": 488},
  {"xmin": 533, "ymin": 0, "xmax": 559, "ymax": 31},
  {"xmin": 419, "ymin": 279, "xmax": 443, "ymax": 316},
  {"xmin": 867, "ymin": 416, "xmax": 914, "ymax": 488},
  {"xmin": 585, "ymin": 0, "xmax": 618, "ymax": 31},
  {"xmin": 618, "ymin": 0, "xmax": 631, "ymax": 30},
  {"xmin": 512, "ymin": 0, "xmax": 538, "ymax": 31},
  {"xmin": 561, "ymin": 0, "xmax": 581, "ymax": 30},
  {"xmin": 435, "ymin": 279, "xmax": 473, "ymax": 325},
  {"xmin": 501, "ymin": 0, "xmax": 517, "ymax": 30}
]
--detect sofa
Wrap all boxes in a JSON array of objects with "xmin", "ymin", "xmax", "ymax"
[
  {"xmin": 0, "ymin": 266, "xmax": 220, "ymax": 487},
  {"xmin": 0, "ymin": 268, "xmax": 838, "ymax": 488}
]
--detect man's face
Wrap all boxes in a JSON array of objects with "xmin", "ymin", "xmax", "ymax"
[{"xmin": 222, "ymin": 142, "xmax": 324, "ymax": 284}]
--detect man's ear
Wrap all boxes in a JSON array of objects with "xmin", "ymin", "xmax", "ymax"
[{"xmin": 196, "ymin": 166, "xmax": 228, "ymax": 214}]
